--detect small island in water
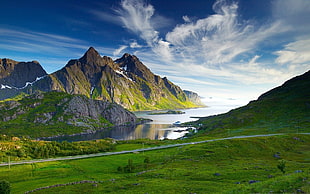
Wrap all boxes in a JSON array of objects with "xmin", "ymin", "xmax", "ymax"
[{"xmin": 148, "ymin": 110, "xmax": 185, "ymax": 115}]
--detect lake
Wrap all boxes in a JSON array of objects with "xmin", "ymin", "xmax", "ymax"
[{"xmin": 44, "ymin": 105, "xmax": 237, "ymax": 142}]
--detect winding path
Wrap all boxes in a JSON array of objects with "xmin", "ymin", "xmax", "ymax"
[{"xmin": 1, "ymin": 133, "xmax": 309, "ymax": 167}]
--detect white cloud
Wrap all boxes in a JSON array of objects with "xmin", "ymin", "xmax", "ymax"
[
  {"xmin": 113, "ymin": 0, "xmax": 307, "ymax": 91},
  {"xmin": 271, "ymin": 0, "xmax": 310, "ymax": 70},
  {"xmin": 166, "ymin": 0, "xmax": 284, "ymax": 64},
  {"xmin": 275, "ymin": 39, "xmax": 310, "ymax": 65},
  {"xmin": 116, "ymin": 0, "xmax": 157, "ymax": 45},
  {"xmin": 129, "ymin": 40, "xmax": 143, "ymax": 48},
  {"xmin": 113, "ymin": 45, "xmax": 128, "ymax": 56},
  {"xmin": 115, "ymin": 0, "xmax": 173, "ymax": 61},
  {"xmin": 113, "ymin": 0, "xmax": 288, "ymax": 68}
]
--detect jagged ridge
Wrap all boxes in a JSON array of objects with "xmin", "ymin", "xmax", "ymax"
[{"xmin": 27, "ymin": 47, "xmax": 203, "ymax": 110}]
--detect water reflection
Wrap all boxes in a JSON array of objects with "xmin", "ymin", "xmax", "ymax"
[
  {"xmin": 45, "ymin": 107, "xmax": 235, "ymax": 142},
  {"xmin": 43, "ymin": 124, "xmax": 187, "ymax": 142}
]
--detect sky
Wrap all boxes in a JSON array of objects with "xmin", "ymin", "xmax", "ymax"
[{"xmin": 0, "ymin": 0, "xmax": 309, "ymax": 107}]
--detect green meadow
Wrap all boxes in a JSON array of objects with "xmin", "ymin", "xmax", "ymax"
[{"xmin": 1, "ymin": 134, "xmax": 309, "ymax": 193}]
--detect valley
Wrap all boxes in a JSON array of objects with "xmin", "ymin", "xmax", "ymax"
[
  {"xmin": 0, "ymin": 134, "xmax": 309, "ymax": 193},
  {"xmin": 1, "ymin": 0, "xmax": 310, "ymax": 193},
  {"xmin": 0, "ymin": 49, "xmax": 309, "ymax": 194}
]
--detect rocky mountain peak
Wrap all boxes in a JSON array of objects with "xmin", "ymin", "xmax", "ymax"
[
  {"xmin": 115, "ymin": 53, "xmax": 155, "ymax": 82},
  {"xmin": 0, "ymin": 58, "xmax": 47, "ymax": 88},
  {"xmin": 79, "ymin": 47, "xmax": 104, "ymax": 66},
  {"xmin": 121, "ymin": 53, "xmax": 138, "ymax": 60}
]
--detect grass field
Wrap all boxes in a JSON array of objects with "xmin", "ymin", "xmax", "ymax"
[{"xmin": 0, "ymin": 134, "xmax": 309, "ymax": 193}]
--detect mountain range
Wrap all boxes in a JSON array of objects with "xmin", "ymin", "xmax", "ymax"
[{"xmin": 0, "ymin": 47, "xmax": 203, "ymax": 111}]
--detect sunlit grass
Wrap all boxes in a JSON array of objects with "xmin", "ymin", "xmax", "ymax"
[{"xmin": 1, "ymin": 134, "xmax": 309, "ymax": 193}]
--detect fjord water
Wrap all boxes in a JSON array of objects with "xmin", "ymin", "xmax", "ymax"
[{"xmin": 47, "ymin": 106, "xmax": 237, "ymax": 142}]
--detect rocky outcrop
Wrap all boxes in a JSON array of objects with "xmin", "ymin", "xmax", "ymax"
[
  {"xmin": 64, "ymin": 95, "xmax": 136, "ymax": 126},
  {"xmin": 0, "ymin": 91, "xmax": 137, "ymax": 130},
  {"xmin": 183, "ymin": 90, "xmax": 205, "ymax": 106}
]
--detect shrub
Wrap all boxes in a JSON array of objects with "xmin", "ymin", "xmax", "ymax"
[
  {"xmin": 0, "ymin": 180, "xmax": 11, "ymax": 194},
  {"xmin": 277, "ymin": 160, "xmax": 286, "ymax": 174}
]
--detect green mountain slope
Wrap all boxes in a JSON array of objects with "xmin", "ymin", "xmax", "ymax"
[
  {"xmin": 0, "ymin": 91, "xmax": 137, "ymax": 138},
  {"xmin": 192, "ymin": 70, "xmax": 310, "ymax": 136}
]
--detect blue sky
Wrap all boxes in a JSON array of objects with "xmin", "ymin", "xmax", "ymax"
[{"xmin": 0, "ymin": 0, "xmax": 309, "ymax": 106}]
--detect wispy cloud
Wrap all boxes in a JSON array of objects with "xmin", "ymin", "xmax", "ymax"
[
  {"xmin": 129, "ymin": 40, "xmax": 143, "ymax": 48},
  {"xmin": 113, "ymin": 45, "xmax": 128, "ymax": 56},
  {"xmin": 0, "ymin": 28, "xmax": 117, "ymax": 72},
  {"xmin": 182, "ymin": 15, "xmax": 191, "ymax": 23},
  {"xmin": 115, "ymin": 0, "xmax": 173, "ymax": 60},
  {"xmin": 91, "ymin": 10, "xmax": 121, "ymax": 25},
  {"xmin": 275, "ymin": 39, "xmax": 310, "ymax": 65},
  {"xmin": 0, "ymin": 28, "xmax": 88, "ymax": 56},
  {"xmin": 113, "ymin": 0, "xmax": 309, "ymax": 84},
  {"xmin": 113, "ymin": 0, "xmax": 288, "ymax": 66},
  {"xmin": 166, "ymin": 0, "xmax": 284, "ymax": 64}
]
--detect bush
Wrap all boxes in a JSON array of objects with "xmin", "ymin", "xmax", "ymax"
[
  {"xmin": 277, "ymin": 160, "xmax": 286, "ymax": 174},
  {"xmin": 0, "ymin": 180, "xmax": 11, "ymax": 194}
]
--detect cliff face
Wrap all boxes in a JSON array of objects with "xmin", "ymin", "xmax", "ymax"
[
  {"xmin": 183, "ymin": 90, "xmax": 205, "ymax": 106},
  {"xmin": 30, "ymin": 47, "xmax": 202, "ymax": 110},
  {"xmin": 63, "ymin": 94, "xmax": 136, "ymax": 126},
  {"xmin": 0, "ymin": 91, "xmax": 137, "ymax": 134}
]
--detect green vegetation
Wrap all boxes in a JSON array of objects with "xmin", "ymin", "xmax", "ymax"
[
  {"xmin": 277, "ymin": 160, "xmax": 286, "ymax": 174},
  {"xmin": 0, "ymin": 134, "xmax": 309, "ymax": 193},
  {"xmin": 0, "ymin": 135, "xmax": 116, "ymax": 161},
  {"xmin": 0, "ymin": 180, "xmax": 11, "ymax": 194},
  {"xmin": 0, "ymin": 92, "xmax": 29, "ymax": 103},
  {"xmin": 0, "ymin": 70, "xmax": 308, "ymax": 193},
  {"xmin": 0, "ymin": 91, "xmax": 116, "ymax": 138}
]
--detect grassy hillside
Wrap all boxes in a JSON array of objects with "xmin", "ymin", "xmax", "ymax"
[
  {"xmin": 0, "ymin": 134, "xmax": 309, "ymax": 193},
  {"xmin": 0, "ymin": 92, "xmax": 85, "ymax": 137},
  {"xmin": 188, "ymin": 70, "xmax": 310, "ymax": 137}
]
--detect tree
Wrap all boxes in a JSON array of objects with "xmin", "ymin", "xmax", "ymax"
[
  {"xmin": 277, "ymin": 160, "xmax": 286, "ymax": 174},
  {"xmin": 144, "ymin": 156, "xmax": 150, "ymax": 170},
  {"xmin": 0, "ymin": 180, "xmax": 11, "ymax": 194}
]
